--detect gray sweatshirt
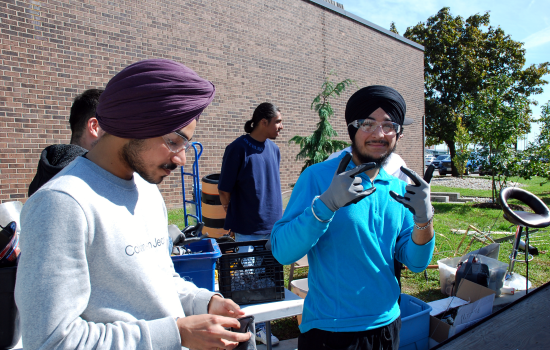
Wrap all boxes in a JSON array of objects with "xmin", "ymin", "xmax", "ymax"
[{"xmin": 16, "ymin": 157, "xmax": 216, "ymax": 350}]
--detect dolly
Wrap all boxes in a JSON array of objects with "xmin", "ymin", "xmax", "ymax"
[{"xmin": 180, "ymin": 142, "xmax": 204, "ymax": 227}]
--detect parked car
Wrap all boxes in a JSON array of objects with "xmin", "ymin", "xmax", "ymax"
[
  {"xmin": 438, "ymin": 158, "xmax": 452, "ymax": 175},
  {"xmin": 432, "ymin": 155, "xmax": 450, "ymax": 169},
  {"xmin": 478, "ymin": 164, "xmax": 494, "ymax": 176},
  {"xmin": 425, "ymin": 155, "xmax": 435, "ymax": 167},
  {"xmin": 478, "ymin": 157, "xmax": 506, "ymax": 176},
  {"xmin": 439, "ymin": 157, "xmax": 476, "ymax": 175},
  {"xmin": 466, "ymin": 158, "xmax": 482, "ymax": 174}
]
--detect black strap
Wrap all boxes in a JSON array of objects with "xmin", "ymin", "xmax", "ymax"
[
  {"xmin": 394, "ymin": 258, "xmax": 403, "ymax": 305},
  {"xmin": 201, "ymin": 192, "xmax": 221, "ymax": 205},
  {"xmin": 202, "ymin": 217, "xmax": 225, "ymax": 229}
]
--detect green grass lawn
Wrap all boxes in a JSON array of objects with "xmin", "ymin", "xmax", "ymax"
[
  {"xmin": 167, "ymin": 175, "xmax": 550, "ymax": 341},
  {"xmin": 406, "ymin": 202, "xmax": 550, "ymax": 301},
  {"xmin": 404, "ymin": 175, "xmax": 550, "ymax": 303}
]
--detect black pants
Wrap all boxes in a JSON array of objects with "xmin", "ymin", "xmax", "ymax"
[{"xmin": 298, "ymin": 317, "xmax": 401, "ymax": 350}]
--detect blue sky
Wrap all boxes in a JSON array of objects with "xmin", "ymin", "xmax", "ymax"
[{"xmin": 335, "ymin": 0, "xmax": 550, "ymax": 145}]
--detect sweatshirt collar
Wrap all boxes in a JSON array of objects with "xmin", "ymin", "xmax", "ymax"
[{"xmin": 347, "ymin": 157, "xmax": 392, "ymax": 184}]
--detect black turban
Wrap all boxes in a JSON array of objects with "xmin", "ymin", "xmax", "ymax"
[
  {"xmin": 345, "ymin": 85, "xmax": 407, "ymax": 141},
  {"xmin": 96, "ymin": 59, "xmax": 215, "ymax": 139}
]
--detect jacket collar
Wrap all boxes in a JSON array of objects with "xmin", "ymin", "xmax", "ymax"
[{"xmin": 346, "ymin": 157, "xmax": 392, "ymax": 184}]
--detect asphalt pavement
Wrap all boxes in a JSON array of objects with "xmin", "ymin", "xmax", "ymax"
[{"xmin": 257, "ymin": 338, "xmax": 298, "ymax": 350}]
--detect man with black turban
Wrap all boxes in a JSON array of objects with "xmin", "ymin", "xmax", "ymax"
[
  {"xmin": 16, "ymin": 59, "xmax": 252, "ymax": 350},
  {"xmin": 272, "ymin": 86, "xmax": 434, "ymax": 350}
]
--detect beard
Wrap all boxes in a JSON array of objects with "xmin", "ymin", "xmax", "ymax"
[
  {"xmin": 268, "ymin": 129, "xmax": 281, "ymax": 140},
  {"xmin": 351, "ymin": 139, "xmax": 397, "ymax": 168},
  {"xmin": 120, "ymin": 139, "xmax": 177, "ymax": 184},
  {"xmin": 90, "ymin": 138, "xmax": 99, "ymax": 149}
]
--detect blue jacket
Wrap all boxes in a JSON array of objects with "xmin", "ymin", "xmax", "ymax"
[{"xmin": 271, "ymin": 154, "xmax": 434, "ymax": 333}]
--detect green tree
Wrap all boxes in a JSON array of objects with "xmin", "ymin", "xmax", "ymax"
[
  {"xmin": 289, "ymin": 75, "xmax": 354, "ymax": 173},
  {"xmin": 453, "ymin": 116, "xmax": 471, "ymax": 178},
  {"xmin": 464, "ymin": 75, "xmax": 532, "ymax": 202},
  {"xmin": 517, "ymin": 101, "xmax": 550, "ymax": 183},
  {"xmin": 404, "ymin": 7, "xmax": 549, "ymax": 176},
  {"xmin": 389, "ymin": 22, "xmax": 399, "ymax": 35}
]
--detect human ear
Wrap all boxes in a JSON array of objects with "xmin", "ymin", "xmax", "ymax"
[{"xmin": 88, "ymin": 118, "xmax": 100, "ymax": 137}]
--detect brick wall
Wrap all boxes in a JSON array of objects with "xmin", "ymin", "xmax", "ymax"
[{"xmin": 0, "ymin": 0, "xmax": 424, "ymax": 208}]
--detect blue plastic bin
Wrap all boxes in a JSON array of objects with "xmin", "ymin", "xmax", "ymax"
[
  {"xmin": 399, "ymin": 294, "xmax": 432, "ymax": 350},
  {"xmin": 171, "ymin": 238, "xmax": 221, "ymax": 292}
]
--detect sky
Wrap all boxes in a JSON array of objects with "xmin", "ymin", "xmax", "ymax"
[{"xmin": 335, "ymin": 0, "xmax": 550, "ymax": 147}]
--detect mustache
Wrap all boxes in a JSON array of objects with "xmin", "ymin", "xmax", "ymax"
[
  {"xmin": 365, "ymin": 140, "xmax": 389, "ymax": 145},
  {"xmin": 161, "ymin": 163, "xmax": 178, "ymax": 171}
]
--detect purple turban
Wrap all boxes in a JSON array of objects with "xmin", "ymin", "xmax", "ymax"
[
  {"xmin": 96, "ymin": 59, "xmax": 215, "ymax": 139},
  {"xmin": 345, "ymin": 85, "xmax": 407, "ymax": 141}
]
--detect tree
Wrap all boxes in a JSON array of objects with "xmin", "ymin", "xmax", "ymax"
[
  {"xmin": 404, "ymin": 7, "xmax": 549, "ymax": 176},
  {"xmin": 464, "ymin": 75, "xmax": 532, "ymax": 202},
  {"xmin": 453, "ymin": 116, "xmax": 471, "ymax": 178},
  {"xmin": 289, "ymin": 74, "xmax": 354, "ymax": 173},
  {"xmin": 516, "ymin": 101, "xmax": 550, "ymax": 183},
  {"xmin": 389, "ymin": 22, "xmax": 399, "ymax": 35}
]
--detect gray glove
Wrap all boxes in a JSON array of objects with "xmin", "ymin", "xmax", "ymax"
[
  {"xmin": 318, "ymin": 153, "xmax": 377, "ymax": 212},
  {"xmin": 389, "ymin": 166, "xmax": 433, "ymax": 223}
]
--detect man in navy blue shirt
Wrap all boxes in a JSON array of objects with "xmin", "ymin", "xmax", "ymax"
[{"xmin": 218, "ymin": 102, "xmax": 284, "ymax": 345}]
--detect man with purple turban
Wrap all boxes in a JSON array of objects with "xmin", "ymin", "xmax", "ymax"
[
  {"xmin": 272, "ymin": 86, "xmax": 435, "ymax": 350},
  {"xmin": 16, "ymin": 59, "xmax": 252, "ymax": 350}
]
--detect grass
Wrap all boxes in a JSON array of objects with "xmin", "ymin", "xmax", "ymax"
[
  {"xmin": 168, "ymin": 204, "xmax": 198, "ymax": 228},
  {"xmin": 166, "ymin": 175, "xmax": 550, "ymax": 341},
  {"xmin": 407, "ymin": 174, "xmax": 550, "ymax": 304},
  {"xmin": 408, "ymin": 202, "xmax": 550, "ymax": 302}
]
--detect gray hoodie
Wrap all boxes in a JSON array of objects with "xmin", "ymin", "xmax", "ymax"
[{"xmin": 16, "ymin": 157, "xmax": 216, "ymax": 350}]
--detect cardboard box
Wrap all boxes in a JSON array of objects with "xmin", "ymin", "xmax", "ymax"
[{"xmin": 429, "ymin": 279, "xmax": 496, "ymax": 344}]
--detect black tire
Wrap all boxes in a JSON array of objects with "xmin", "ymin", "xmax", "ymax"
[
  {"xmin": 464, "ymin": 168, "xmax": 469, "ymax": 175},
  {"xmin": 439, "ymin": 169, "xmax": 446, "ymax": 176}
]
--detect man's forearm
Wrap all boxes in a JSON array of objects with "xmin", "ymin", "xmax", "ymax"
[
  {"xmin": 218, "ymin": 190, "xmax": 230, "ymax": 212},
  {"xmin": 411, "ymin": 221, "xmax": 434, "ymax": 245},
  {"xmin": 401, "ymin": 220, "xmax": 435, "ymax": 273}
]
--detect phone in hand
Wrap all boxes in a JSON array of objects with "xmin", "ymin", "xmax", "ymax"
[
  {"xmin": 231, "ymin": 315, "xmax": 255, "ymax": 350},
  {"xmin": 231, "ymin": 315, "xmax": 254, "ymax": 333}
]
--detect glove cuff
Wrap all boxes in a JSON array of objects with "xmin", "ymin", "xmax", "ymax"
[
  {"xmin": 318, "ymin": 192, "xmax": 338, "ymax": 212},
  {"xmin": 413, "ymin": 205, "xmax": 435, "ymax": 225},
  {"xmin": 311, "ymin": 196, "xmax": 332, "ymax": 222}
]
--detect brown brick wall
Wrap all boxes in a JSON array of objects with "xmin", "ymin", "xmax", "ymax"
[{"xmin": 0, "ymin": 0, "xmax": 424, "ymax": 208}]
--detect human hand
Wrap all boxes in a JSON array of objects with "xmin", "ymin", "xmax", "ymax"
[
  {"xmin": 318, "ymin": 153, "xmax": 376, "ymax": 212},
  {"xmin": 208, "ymin": 295, "xmax": 245, "ymax": 318},
  {"xmin": 389, "ymin": 166, "xmax": 433, "ymax": 223},
  {"xmin": 176, "ymin": 314, "xmax": 251, "ymax": 350}
]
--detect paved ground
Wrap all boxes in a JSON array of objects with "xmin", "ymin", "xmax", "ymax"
[
  {"xmin": 257, "ymin": 338, "xmax": 298, "ymax": 350},
  {"xmin": 431, "ymin": 170, "xmax": 523, "ymax": 191}
]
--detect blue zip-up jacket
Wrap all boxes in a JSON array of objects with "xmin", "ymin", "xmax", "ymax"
[{"xmin": 271, "ymin": 154, "xmax": 434, "ymax": 333}]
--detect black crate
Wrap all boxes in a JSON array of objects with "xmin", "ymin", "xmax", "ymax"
[{"xmin": 217, "ymin": 239, "xmax": 285, "ymax": 304}]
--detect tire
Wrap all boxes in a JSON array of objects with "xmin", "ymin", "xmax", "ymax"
[
  {"xmin": 464, "ymin": 168, "xmax": 469, "ymax": 176},
  {"xmin": 439, "ymin": 169, "xmax": 446, "ymax": 176}
]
